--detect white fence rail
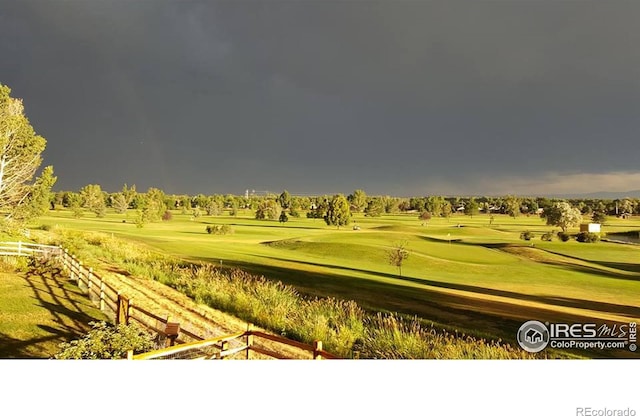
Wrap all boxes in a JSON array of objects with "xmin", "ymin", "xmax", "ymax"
[{"xmin": 0, "ymin": 241, "xmax": 62, "ymax": 258}]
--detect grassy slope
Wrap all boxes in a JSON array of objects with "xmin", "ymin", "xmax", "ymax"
[
  {"xmin": 36, "ymin": 210, "xmax": 640, "ymax": 357},
  {"xmin": 0, "ymin": 265, "xmax": 108, "ymax": 358}
]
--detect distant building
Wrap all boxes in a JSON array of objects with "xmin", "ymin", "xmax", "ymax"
[{"xmin": 580, "ymin": 223, "xmax": 601, "ymax": 233}]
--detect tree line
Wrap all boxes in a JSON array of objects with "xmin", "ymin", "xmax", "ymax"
[
  {"xmin": 45, "ymin": 185, "xmax": 638, "ymax": 230},
  {"xmin": 2, "ymin": 81, "xmax": 637, "ymax": 232}
]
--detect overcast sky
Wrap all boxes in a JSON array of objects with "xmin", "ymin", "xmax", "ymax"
[{"xmin": 1, "ymin": 0, "xmax": 639, "ymax": 196}]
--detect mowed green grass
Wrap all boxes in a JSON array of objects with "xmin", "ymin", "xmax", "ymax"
[
  {"xmin": 37, "ymin": 209, "xmax": 640, "ymax": 353},
  {"xmin": 0, "ymin": 265, "xmax": 107, "ymax": 358}
]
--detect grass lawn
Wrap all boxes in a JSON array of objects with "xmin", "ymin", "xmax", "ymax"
[
  {"xmin": 34, "ymin": 209, "xmax": 640, "ymax": 357},
  {"xmin": 0, "ymin": 263, "xmax": 108, "ymax": 358}
]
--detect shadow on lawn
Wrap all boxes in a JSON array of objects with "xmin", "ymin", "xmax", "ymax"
[
  {"xmin": 246, "ymin": 253, "xmax": 640, "ymax": 320},
  {"xmin": 0, "ymin": 260, "xmax": 103, "ymax": 358},
  {"xmin": 531, "ymin": 247, "xmax": 640, "ymax": 281},
  {"xmin": 189, "ymin": 255, "xmax": 639, "ymax": 358}
]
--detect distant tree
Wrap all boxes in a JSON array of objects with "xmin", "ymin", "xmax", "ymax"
[
  {"xmin": 135, "ymin": 187, "xmax": 166, "ymax": 225},
  {"xmin": 180, "ymin": 195, "xmax": 191, "ymax": 214},
  {"xmin": 121, "ymin": 184, "xmax": 137, "ymax": 209},
  {"xmin": 409, "ymin": 197, "xmax": 426, "ymax": 212},
  {"xmin": 279, "ymin": 210, "xmax": 288, "ymax": 224},
  {"xmin": 112, "ymin": 194, "xmax": 128, "ymax": 214},
  {"xmin": 425, "ymin": 196, "xmax": 444, "ymax": 217},
  {"xmin": 278, "ymin": 190, "xmax": 292, "ymax": 210},
  {"xmin": 53, "ymin": 191, "xmax": 65, "ymax": 209},
  {"xmin": 505, "ymin": 195, "xmax": 521, "ymax": 218},
  {"xmin": 255, "ymin": 199, "xmax": 281, "ymax": 220},
  {"xmin": 68, "ymin": 192, "xmax": 83, "ymax": 218},
  {"xmin": 382, "ymin": 196, "xmax": 400, "ymax": 214},
  {"xmin": 592, "ymin": 211, "xmax": 607, "ymax": 225},
  {"xmin": 296, "ymin": 196, "xmax": 311, "ymax": 211},
  {"xmin": 617, "ymin": 199, "xmax": 634, "ymax": 216},
  {"xmin": 348, "ymin": 189, "xmax": 368, "ymax": 213},
  {"xmin": 441, "ymin": 201, "xmax": 452, "ymax": 219},
  {"xmin": 541, "ymin": 202, "xmax": 582, "ymax": 232},
  {"xmin": 387, "ymin": 241, "xmax": 410, "ymax": 277},
  {"xmin": 464, "ymin": 198, "xmax": 479, "ymax": 218},
  {"xmin": 324, "ymin": 194, "xmax": 351, "ymax": 228},
  {"xmin": 289, "ymin": 198, "xmax": 301, "ymax": 217},
  {"xmin": 307, "ymin": 197, "xmax": 329, "ymax": 219},
  {"xmin": 204, "ymin": 197, "xmax": 220, "ymax": 216},
  {"xmin": 229, "ymin": 200, "xmax": 239, "ymax": 217},
  {"xmin": 418, "ymin": 211, "xmax": 432, "ymax": 225},
  {"xmin": 364, "ymin": 198, "xmax": 384, "ymax": 217},
  {"xmin": 398, "ymin": 200, "xmax": 411, "ymax": 212},
  {"xmin": 80, "ymin": 184, "xmax": 106, "ymax": 217}
]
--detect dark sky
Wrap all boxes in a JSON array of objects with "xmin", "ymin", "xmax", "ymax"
[{"xmin": 2, "ymin": 0, "xmax": 640, "ymax": 196}]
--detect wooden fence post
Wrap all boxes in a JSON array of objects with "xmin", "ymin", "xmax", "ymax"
[
  {"xmin": 313, "ymin": 340, "xmax": 323, "ymax": 360},
  {"xmin": 17, "ymin": 241, "xmax": 22, "ymax": 256},
  {"xmin": 126, "ymin": 299, "xmax": 133, "ymax": 325},
  {"xmin": 165, "ymin": 322, "xmax": 180, "ymax": 347},
  {"xmin": 62, "ymin": 249, "xmax": 69, "ymax": 274},
  {"xmin": 99, "ymin": 278, "xmax": 105, "ymax": 311},
  {"xmin": 116, "ymin": 292, "xmax": 122, "ymax": 325},
  {"xmin": 219, "ymin": 341, "xmax": 229, "ymax": 359},
  {"xmin": 78, "ymin": 261, "xmax": 84, "ymax": 290},
  {"xmin": 87, "ymin": 267, "xmax": 93, "ymax": 295},
  {"xmin": 70, "ymin": 255, "xmax": 76, "ymax": 280},
  {"xmin": 246, "ymin": 323, "xmax": 254, "ymax": 360}
]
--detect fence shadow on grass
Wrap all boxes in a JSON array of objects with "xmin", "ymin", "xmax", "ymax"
[{"xmin": 2, "ymin": 259, "xmax": 107, "ymax": 358}]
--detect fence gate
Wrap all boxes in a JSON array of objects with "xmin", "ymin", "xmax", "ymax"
[{"xmin": 116, "ymin": 294, "xmax": 129, "ymax": 325}]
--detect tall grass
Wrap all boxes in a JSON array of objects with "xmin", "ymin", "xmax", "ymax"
[{"xmin": 37, "ymin": 228, "xmax": 544, "ymax": 359}]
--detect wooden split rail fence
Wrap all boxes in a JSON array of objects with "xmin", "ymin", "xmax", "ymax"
[
  {"xmin": 130, "ymin": 324, "xmax": 338, "ymax": 360},
  {"xmin": 1, "ymin": 241, "xmax": 338, "ymax": 359}
]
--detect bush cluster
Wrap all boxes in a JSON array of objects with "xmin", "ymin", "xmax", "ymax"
[
  {"xmin": 541, "ymin": 232, "xmax": 553, "ymax": 242},
  {"xmin": 520, "ymin": 231, "xmax": 534, "ymax": 241},
  {"xmin": 576, "ymin": 232, "xmax": 599, "ymax": 243},
  {"xmin": 557, "ymin": 232, "xmax": 571, "ymax": 242},
  {"xmin": 55, "ymin": 321, "xmax": 156, "ymax": 359},
  {"xmin": 206, "ymin": 224, "xmax": 233, "ymax": 235}
]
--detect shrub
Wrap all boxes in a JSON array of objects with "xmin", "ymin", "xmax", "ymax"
[
  {"xmin": 576, "ymin": 232, "xmax": 599, "ymax": 243},
  {"xmin": 418, "ymin": 211, "xmax": 432, "ymax": 222},
  {"xmin": 206, "ymin": 224, "xmax": 233, "ymax": 235},
  {"xmin": 162, "ymin": 210, "xmax": 173, "ymax": 221},
  {"xmin": 0, "ymin": 255, "xmax": 30, "ymax": 272},
  {"xmin": 557, "ymin": 232, "xmax": 571, "ymax": 242},
  {"xmin": 520, "ymin": 231, "xmax": 534, "ymax": 241},
  {"xmin": 541, "ymin": 232, "xmax": 553, "ymax": 242},
  {"xmin": 54, "ymin": 321, "xmax": 156, "ymax": 359}
]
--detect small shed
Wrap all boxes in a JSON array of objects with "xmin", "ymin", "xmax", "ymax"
[{"xmin": 580, "ymin": 223, "xmax": 601, "ymax": 233}]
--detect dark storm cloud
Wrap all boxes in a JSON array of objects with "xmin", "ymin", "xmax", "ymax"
[{"xmin": 1, "ymin": 0, "xmax": 639, "ymax": 195}]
